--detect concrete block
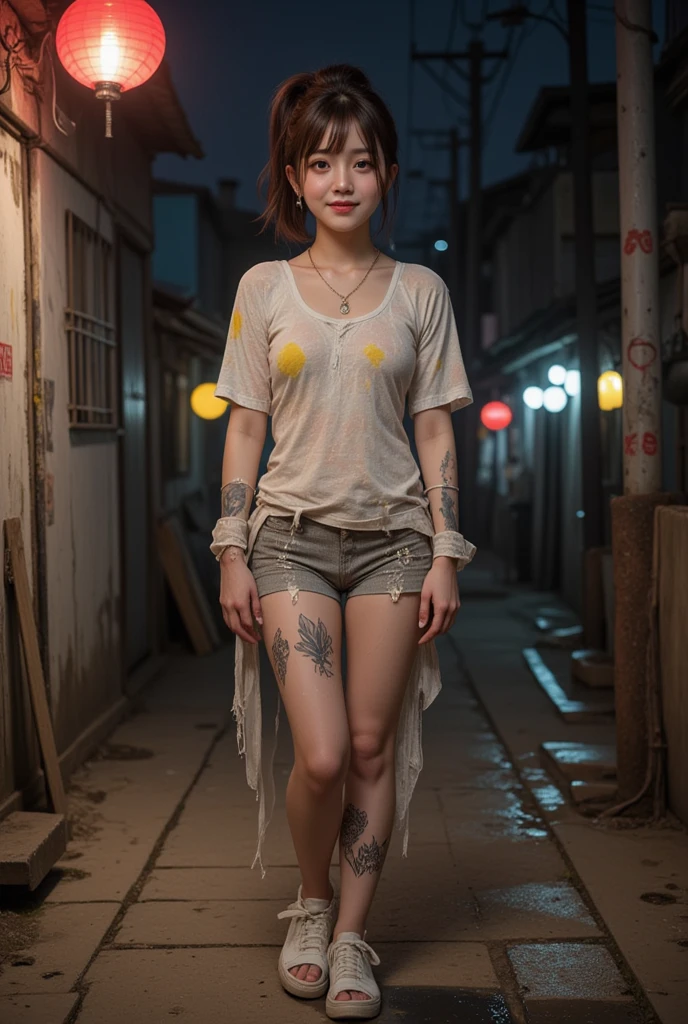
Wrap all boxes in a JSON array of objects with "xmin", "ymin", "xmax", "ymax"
[
  {"xmin": 379, "ymin": 988, "xmax": 513, "ymax": 1022},
  {"xmin": 507, "ymin": 942, "xmax": 632, "ymax": 999},
  {"xmin": 525, "ymin": 1000, "xmax": 645, "ymax": 1023},
  {"xmin": 113, "ymin": 899, "xmax": 287, "ymax": 946},
  {"xmin": 0, "ymin": 813, "xmax": 67, "ymax": 890},
  {"xmin": 523, "ymin": 648, "xmax": 615, "ymax": 722},
  {"xmin": 139, "ymin": 865, "xmax": 303, "ymax": 902},
  {"xmin": 473, "ymin": 881, "xmax": 601, "ymax": 939},
  {"xmin": 0, "ymin": 993, "xmax": 79, "ymax": 1024},
  {"xmin": 0, "ymin": 902, "xmax": 119, "ymax": 996},
  {"xmin": 79, "ymin": 947, "xmax": 322, "ymax": 1023},
  {"xmin": 374, "ymin": 941, "xmax": 499, "ymax": 988}
]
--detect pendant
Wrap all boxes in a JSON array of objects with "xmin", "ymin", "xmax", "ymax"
[{"xmin": 340, "ymin": 301, "xmax": 350, "ymax": 314}]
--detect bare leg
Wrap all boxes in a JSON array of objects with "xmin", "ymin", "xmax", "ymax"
[
  {"xmin": 334, "ymin": 591, "xmax": 423, "ymax": 1002},
  {"xmin": 261, "ymin": 590, "xmax": 349, "ymax": 985}
]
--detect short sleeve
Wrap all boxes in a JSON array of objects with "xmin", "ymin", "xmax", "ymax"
[
  {"xmin": 407, "ymin": 279, "xmax": 473, "ymax": 416},
  {"xmin": 215, "ymin": 268, "xmax": 271, "ymax": 414}
]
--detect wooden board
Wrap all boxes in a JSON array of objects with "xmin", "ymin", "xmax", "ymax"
[
  {"xmin": 156, "ymin": 517, "xmax": 217, "ymax": 656},
  {"xmin": 165, "ymin": 514, "xmax": 221, "ymax": 648},
  {"xmin": 4, "ymin": 519, "xmax": 67, "ymax": 816}
]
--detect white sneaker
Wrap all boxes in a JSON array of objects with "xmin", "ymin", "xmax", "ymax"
[
  {"xmin": 277, "ymin": 884, "xmax": 337, "ymax": 999},
  {"xmin": 326, "ymin": 931, "xmax": 381, "ymax": 1020}
]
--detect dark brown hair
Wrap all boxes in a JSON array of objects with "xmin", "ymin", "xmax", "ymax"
[{"xmin": 257, "ymin": 64, "xmax": 399, "ymax": 244}]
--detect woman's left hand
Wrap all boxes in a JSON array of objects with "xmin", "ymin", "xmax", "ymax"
[{"xmin": 417, "ymin": 557, "xmax": 461, "ymax": 645}]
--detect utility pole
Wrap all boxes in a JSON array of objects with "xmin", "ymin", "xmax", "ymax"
[
  {"xmin": 412, "ymin": 128, "xmax": 463, "ymax": 307},
  {"xmin": 567, "ymin": 0, "xmax": 603, "ymax": 556},
  {"xmin": 607, "ymin": 0, "xmax": 683, "ymax": 813},
  {"xmin": 412, "ymin": 43, "xmax": 507, "ymax": 541}
]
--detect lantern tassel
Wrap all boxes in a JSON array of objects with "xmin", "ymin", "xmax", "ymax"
[{"xmin": 105, "ymin": 98, "xmax": 112, "ymax": 138}]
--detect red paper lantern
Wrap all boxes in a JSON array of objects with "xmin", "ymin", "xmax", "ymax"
[
  {"xmin": 480, "ymin": 401, "xmax": 513, "ymax": 431},
  {"xmin": 56, "ymin": 0, "xmax": 166, "ymax": 137}
]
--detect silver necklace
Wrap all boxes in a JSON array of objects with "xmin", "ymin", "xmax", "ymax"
[{"xmin": 307, "ymin": 247, "xmax": 382, "ymax": 315}]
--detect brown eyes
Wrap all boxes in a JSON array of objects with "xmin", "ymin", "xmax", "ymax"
[{"xmin": 309, "ymin": 160, "xmax": 374, "ymax": 170}]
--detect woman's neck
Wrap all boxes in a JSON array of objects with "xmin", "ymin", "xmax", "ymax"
[{"xmin": 307, "ymin": 223, "xmax": 380, "ymax": 270}]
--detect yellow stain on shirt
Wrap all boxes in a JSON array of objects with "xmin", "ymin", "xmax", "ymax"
[
  {"xmin": 363, "ymin": 343, "xmax": 385, "ymax": 368},
  {"xmin": 230, "ymin": 309, "xmax": 242, "ymax": 340},
  {"xmin": 434, "ymin": 356, "xmax": 443, "ymax": 375},
  {"xmin": 364, "ymin": 377, "xmax": 371, "ymax": 391},
  {"xmin": 277, "ymin": 342, "xmax": 306, "ymax": 378}
]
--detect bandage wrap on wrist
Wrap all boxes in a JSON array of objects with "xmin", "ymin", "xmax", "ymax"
[
  {"xmin": 432, "ymin": 530, "xmax": 477, "ymax": 569},
  {"xmin": 210, "ymin": 517, "xmax": 248, "ymax": 560}
]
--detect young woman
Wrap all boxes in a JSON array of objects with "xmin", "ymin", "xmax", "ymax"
[{"xmin": 210, "ymin": 64, "xmax": 475, "ymax": 1021}]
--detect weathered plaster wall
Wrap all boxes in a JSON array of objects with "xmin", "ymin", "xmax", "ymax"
[
  {"xmin": 37, "ymin": 152, "xmax": 123, "ymax": 752},
  {"xmin": 0, "ymin": 125, "xmax": 35, "ymax": 807}
]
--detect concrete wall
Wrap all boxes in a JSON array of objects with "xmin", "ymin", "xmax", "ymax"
[
  {"xmin": 37, "ymin": 153, "xmax": 122, "ymax": 752},
  {"xmin": 0, "ymin": 125, "xmax": 36, "ymax": 807}
]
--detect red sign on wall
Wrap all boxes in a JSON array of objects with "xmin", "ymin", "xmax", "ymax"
[{"xmin": 0, "ymin": 343, "xmax": 12, "ymax": 380}]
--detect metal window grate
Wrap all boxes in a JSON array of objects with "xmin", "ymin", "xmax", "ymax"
[{"xmin": 65, "ymin": 211, "xmax": 117, "ymax": 429}]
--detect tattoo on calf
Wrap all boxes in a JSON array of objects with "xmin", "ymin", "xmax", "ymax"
[
  {"xmin": 272, "ymin": 627, "xmax": 289, "ymax": 686},
  {"xmin": 294, "ymin": 613, "xmax": 334, "ymax": 677},
  {"xmin": 221, "ymin": 481, "xmax": 249, "ymax": 518},
  {"xmin": 340, "ymin": 803, "xmax": 389, "ymax": 877},
  {"xmin": 439, "ymin": 449, "xmax": 459, "ymax": 531}
]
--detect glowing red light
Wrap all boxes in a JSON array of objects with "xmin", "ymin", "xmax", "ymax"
[
  {"xmin": 56, "ymin": 0, "xmax": 165, "ymax": 92},
  {"xmin": 480, "ymin": 401, "xmax": 513, "ymax": 431}
]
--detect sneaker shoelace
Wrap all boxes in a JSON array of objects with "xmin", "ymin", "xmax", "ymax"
[
  {"xmin": 277, "ymin": 899, "xmax": 332, "ymax": 955},
  {"xmin": 328, "ymin": 936, "xmax": 381, "ymax": 980}
]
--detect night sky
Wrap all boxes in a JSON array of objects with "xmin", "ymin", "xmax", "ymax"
[{"xmin": 152, "ymin": 0, "xmax": 666, "ymax": 245}]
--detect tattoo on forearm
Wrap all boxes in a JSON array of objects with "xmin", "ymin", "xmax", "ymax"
[
  {"xmin": 221, "ymin": 481, "xmax": 249, "ymax": 518},
  {"xmin": 439, "ymin": 449, "xmax": 458, "ymax": 531},
  {"xmin": 272, "ymin": 627, "xmax": 289, "ymax": 687},
  {"xmin": 340, "ymin": 803, "xmax": 389, "ymax": 877},
  {"xmin": 294, "ymin": 613, "xmax": 334, "ymax": 677}
]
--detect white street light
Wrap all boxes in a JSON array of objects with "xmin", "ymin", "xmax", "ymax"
[
  {"xmin": 548, "ymin": 364, "xmax": 567, "ymax": 386},
  {"xmin": 564, "ymin": 369, "xmax": 581, "ymax": 396},
  {"xmin": 434, "ymin": 239, "xmax": 449, "ymax": 251},
  {"xmin": 523, "ymin": 386, "xmax": 544, "ymax": 410},
  {"xmin": 543, "ymin": 385, "xmax": 568, "ymax": 412}
]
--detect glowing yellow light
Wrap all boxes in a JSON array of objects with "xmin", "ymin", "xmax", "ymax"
[
  {"xmin": 190, "ymin": 383, "xmax": 227, "ymax": 420},
  {"xmin": 100, "ymin": 31, "xmax": 121, "ymax": 78},
  {"xmin": 598, "ymin": 371, "xmax": 623, "ymax": 411}
]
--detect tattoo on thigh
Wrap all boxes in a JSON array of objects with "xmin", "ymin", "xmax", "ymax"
[
  {"xmin": 340, "ymin": 803, "xmax": 389, "ymax": 877},
  {"xmin": 439, "ymin": 449, "xmax": 458, "ymax": 531},
  {"xmin": 271, "ymin": 627, "xmax": 289, "ymax": 686},
  {"xmin": 294, "ymin": 613, "xmax": 334, "ymax": 677},
  {"xmin": 221, "ymin": 481, "xmax": 249, "ymax": 518}
]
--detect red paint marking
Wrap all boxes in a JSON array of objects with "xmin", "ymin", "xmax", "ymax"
[
  {"xmin": 623, "ymin": 228, "xmax": 654, "ymax": 255},
  {"xmin": 628, "ymin": 337, "xmax": 657, "ymax": 372},
  {"xmin": 625, "ymin": 433, "xmax": 638, "ymax": 456},
  {"xmin": 0, "ymin": 342, "xmax": 12, "ymax": 380},
  {"xmin": 642, "ymin": 432, "xmax": 658, "ymax": 456}
]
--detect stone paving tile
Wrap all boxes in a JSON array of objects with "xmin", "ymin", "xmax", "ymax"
[
  {"xmin": 525, "ymin": 1000, "xmax": 646, "ymax": 1024},
  {"xmin": 472, "ymin": 880, "xmax": 601, "ymax": 940},
  {"xmin": 507, "ymin": 942, "xmax": 633, "ymax": 999},
  {"xmin": 450, "ymin": 835, "xmax": 571, "ymax": 889},
  {"xmin": 80, "ymin": 946, "xmax": 508, "ymax": 1024},
  {"xmin": 441, "ymin": 788, "xmax": 550, "ymax": 843},
  {"xmin": 378, "ymin": 988, "xmax": 513, "ymax": 1023},
  {"xmin": 113, "ymin": 898, "xmax": 287, "ymax": 946},
  {"xmin": 374, "ymin": 941, "xmax": 499, "ymax": 987},
  {"xmin": 0, "ymin": 993, "xmax": 79, "ymax": 1024},
  {"xmin": 0, "ymin": 902, "xmax": 119, "ymax": 996},
  {"xmin": 79, "ymin": 947, "xmax": 327, "ymax": 1023},
  {"xmin": 140, "ymin": 865, "xmax": 304, "ymax": 901}
]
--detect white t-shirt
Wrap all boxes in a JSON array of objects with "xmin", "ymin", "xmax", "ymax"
[
  {"xmin": 215, "ymin": 259, "xmax": 473, "ymax": 534},
  {"xmin": 215, "ymin": 258, "xmax": 473, "ymax": 877}
]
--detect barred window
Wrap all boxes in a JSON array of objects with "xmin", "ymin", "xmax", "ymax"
[{"xmin": 65, "ymin": 211, "xmax": 117, "ymax": 429}]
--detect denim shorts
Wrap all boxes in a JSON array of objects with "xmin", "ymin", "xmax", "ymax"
[{"xmin": 249, "ymin": 514, "xmax": 433, "ymax": 604}]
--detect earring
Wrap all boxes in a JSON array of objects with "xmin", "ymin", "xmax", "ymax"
[{"xmin": 296, "ymin": 193, "xmax": 303, "ymax": 210}]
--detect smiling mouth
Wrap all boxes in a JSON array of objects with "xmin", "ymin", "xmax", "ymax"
[{"xmin": 329, "ymin": 202, "xmax": 357, "ymax": 208}]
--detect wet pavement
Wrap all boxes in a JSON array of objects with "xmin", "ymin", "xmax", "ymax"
[{"xmin": 0, "ymin": 560, "xmax": 675, "ymax": 1022}]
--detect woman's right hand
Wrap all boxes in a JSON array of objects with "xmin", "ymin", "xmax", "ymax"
[{"xmin": 219, "ymin": 548, "xmax": 263, "ymax": 644}]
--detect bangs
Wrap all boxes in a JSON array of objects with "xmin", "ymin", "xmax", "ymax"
[{"xmin": 296, "ymin": 98, "xmax": 385, "ymax": 174}]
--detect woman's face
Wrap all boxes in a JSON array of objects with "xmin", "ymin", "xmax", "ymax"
[{"xmin": 289, "ymin": 120, "xmax": 397, "ymax": 234}]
